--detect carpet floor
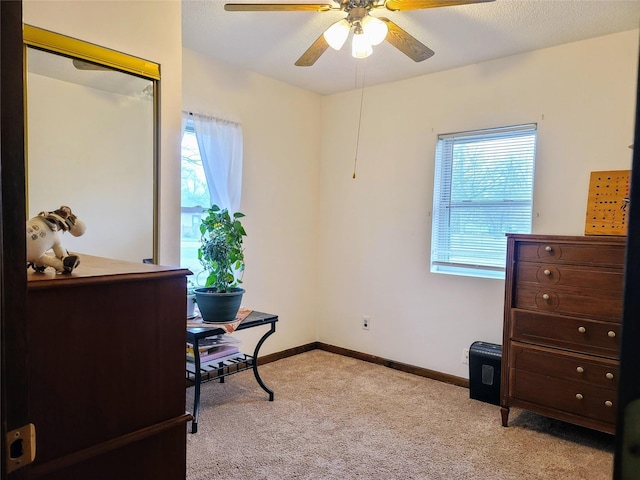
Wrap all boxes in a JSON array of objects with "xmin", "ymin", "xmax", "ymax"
[{"xmin": 186, "ymin": 350, "xmax": 614, "ymax": 479}]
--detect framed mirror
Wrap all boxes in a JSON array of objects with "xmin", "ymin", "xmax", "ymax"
[{"xmin": 23, "ymin": 25, "xmax": 160, "ymax": 264}]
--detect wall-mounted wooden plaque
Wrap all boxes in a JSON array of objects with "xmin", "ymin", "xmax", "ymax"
[{"xmin": 585, "ymin": 170, "xmax": 630, "ymax": 236}]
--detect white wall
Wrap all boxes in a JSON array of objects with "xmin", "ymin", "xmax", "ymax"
[
  {"xmin": 318, "ymin": 30, "xmax": 638, "ymax": 378},
  {"xmin": 182, "ymin": 49, "xmax": 322, "ymax": 354},
  {"xmin": 22, "ymin": 1, "xmax": 638, "ymax": 377},
  {"xmin": 23, "ymin": 0, "xmax": 183, "ymax": 266}
]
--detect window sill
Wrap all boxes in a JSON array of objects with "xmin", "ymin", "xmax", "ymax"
[{"xmin": 430, "ymin": 265, "xmax": 505, "ymax": 280}]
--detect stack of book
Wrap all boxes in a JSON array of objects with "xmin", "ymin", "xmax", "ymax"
[{"xmin": 186, "ymin": 335, "xmax": 241, "ymax": 363}]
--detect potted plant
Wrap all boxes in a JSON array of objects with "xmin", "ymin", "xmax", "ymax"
[
  {"xmin": 194, "ymin": 204, "xmax": 247, "ymax": 323},
  {"xmin": 186, "ymin": 278, "xmax": 197, "ymax": 319}
]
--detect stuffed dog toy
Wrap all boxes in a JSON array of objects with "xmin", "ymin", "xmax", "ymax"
[{"xmin": 26, "ymin": 205, "xmax": 86, "ymax": 273}]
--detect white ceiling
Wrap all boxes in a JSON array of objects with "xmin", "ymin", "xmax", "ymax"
[{"xmin": 182, "ymin": 0, "xmax": 640, "ymax": 96}]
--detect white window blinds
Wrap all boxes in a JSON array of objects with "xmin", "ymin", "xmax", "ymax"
[{"xmin": 431, "ymin": 123, "xmax": 537, "ymax": 278}]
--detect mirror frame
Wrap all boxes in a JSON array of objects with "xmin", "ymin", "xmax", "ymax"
[{"xmin": 23, "ymin": 24, "xmax": 160, "ymax": 263}]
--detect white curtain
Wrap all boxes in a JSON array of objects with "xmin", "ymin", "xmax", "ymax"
[{"xmin": 189, "ymin": 112, "xmax": 243, "ymax": 214}]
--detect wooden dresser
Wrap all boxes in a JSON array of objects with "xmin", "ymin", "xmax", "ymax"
[
  {"xmin": 500, "ymin": 234, "xmax": 626, "ymax": 434},
  {"xmin": 26, "ymin": 255, "xmax": 191, "ymax": 479}
]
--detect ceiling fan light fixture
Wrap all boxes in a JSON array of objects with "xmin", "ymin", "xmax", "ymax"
[
  {"xmin": 351, "ymin": 26, "xmax": 372, "ymax": 59},
  {"xmin": 361, "ymin": 15, "xmax": 387, "ymax": 46},
  {"xmin": 323, "ymin": 19, "xmax": 350, "ymax": 50}
]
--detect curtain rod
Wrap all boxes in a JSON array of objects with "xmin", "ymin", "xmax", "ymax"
[{"xmin": 183, "ymin": 110, "xmax": 241, "ymax": 127}]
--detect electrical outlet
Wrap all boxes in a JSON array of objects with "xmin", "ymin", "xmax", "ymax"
[
  {"xmin": 362, "ymin": 316, "xmax": 370, "ymax": 330},
  {"xmin": 462, "ymin": 348, "xmax": 469, "ymax": 365}
]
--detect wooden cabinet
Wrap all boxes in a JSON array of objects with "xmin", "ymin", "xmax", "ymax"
[
  {"xmin": 26, "ymin": 255, "xmax": 191, "ymax": 479},
  {"xmin": 500, "ymin": 234, "xmax": 625, "ymax": 434}
]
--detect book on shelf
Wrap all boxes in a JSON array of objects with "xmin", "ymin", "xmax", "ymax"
[
  {"xmin": 186, "ymin": 344, "xmax": 240, "ymax": 363},
  {"xmin": 190, "ymin": 334, "xmax": 241, "ymax": 348},
  {"xmin": 186, "ymin": 335, "xmax": 241, "ymax": 355}
]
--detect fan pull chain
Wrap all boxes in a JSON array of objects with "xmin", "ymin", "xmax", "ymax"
[{"xmin": 353, "ymin": 59, "xmax": 367, "ymax": 179}]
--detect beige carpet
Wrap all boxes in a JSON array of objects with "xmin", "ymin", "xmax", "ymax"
[{"xmin": 186, "ymin": 350, "xmax": 614, "ymax": 480}]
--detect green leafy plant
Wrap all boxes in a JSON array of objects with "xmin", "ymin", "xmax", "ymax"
[{"xmin": 197, "ymin": 204, "xmax": 247, "ymax": 293}]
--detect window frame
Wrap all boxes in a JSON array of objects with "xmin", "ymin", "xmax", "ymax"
[
  {"xmin": 430, "ymin": 123, "xmax": 537, "ymax": 279},
  {"xmin": 180, "ymin": 122, "xmax": 209, "ymax": 277}
]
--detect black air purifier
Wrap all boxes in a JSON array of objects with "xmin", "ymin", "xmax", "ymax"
[{"xmin": 469, "ymin": 341, "xmax": 502, "ymax": 406}]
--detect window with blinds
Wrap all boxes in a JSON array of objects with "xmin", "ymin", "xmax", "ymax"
[{"xmin": 431, "ymin": 123, "xmax": 537, "ymax": 278}]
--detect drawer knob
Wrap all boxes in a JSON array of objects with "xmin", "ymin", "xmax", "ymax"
[
  {"xmin": 543, "ymin": 269, "xmax": 551, "ymax": 276},
  {"xmin": 608, "ymin": 330, "xmax": 616, "ymax": 338},
  {"xmin": 606, "ymin": 372, "xmax": 614, "ymax": 380},
  {"xmin": 576, "ymin": 393, "xmax": 584, "ymax": 400},
  {"xmin": 576, "ymin": 366, "xmax": 584, "ymax": 373},
  {"xmin": 542, "ymin": 293, "xmax": 550, "ymax": 300},
  {"xmin": 545, "ymin": 246, "xmax": 552, "ymax": 252},
  {"xmin": 578, "ymin": 326, "xmax": 586, "ymax": 334},
  {"xmin": 605, "ymin": 401, "xmax": 613, "ymax": 408}
]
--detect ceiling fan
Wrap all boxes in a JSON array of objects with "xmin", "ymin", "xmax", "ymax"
[
  {"xmin": 72, "ymin": 59, "xmax": 110, "ymax": 71},
  {"xmin": 224, "ymin": 0, "xmax": 494, "ymax": 66}
]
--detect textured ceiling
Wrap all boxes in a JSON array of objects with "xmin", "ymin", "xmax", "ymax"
[{"xmin": 182, "ymin": 0, "xmax": 640, "ymax": 95}]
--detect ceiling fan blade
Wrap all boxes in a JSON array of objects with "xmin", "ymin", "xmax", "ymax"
[
  {"xmin": 295, "ymin": 33, "xmax": 330, "ymax": 66},
  {"xmin": 224, "ymin": 3, "xmax": 333, "ymax": 11},
  {"xmin": 379, "ymin": 18, "xmax": 434, "ymax": 62},
  {"xmin": 72, "ymin": 59, "xmax": 111, "ymax": 71},
  {"xmin": 385, "ymin": 0, "xmax": 493, "ymax": 11}
]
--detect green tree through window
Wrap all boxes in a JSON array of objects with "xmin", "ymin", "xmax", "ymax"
[{"xmin": 181, "ymin": 125, "xmax": 210, "ymax": 277}]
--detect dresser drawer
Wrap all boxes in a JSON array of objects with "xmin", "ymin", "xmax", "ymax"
[
  {"xmin": 515, "ymin": 241, "xmax": 625, "ymax": 267},
  {"xmin": 510, "ymin": 369, "xmax": 617, "ymax": 424},
  {"xmin": 515, "ymin": 262, "xmax": 623, "ymax": 293},
  {"xmin": 510, "ymin": 343, "xmax": 619, "ymax": 389},
  {"xmin": 514, "ymin": 285, "xmax": 622, "ymax": 321},
  {"xmin": 510, "ymin": 309, "xmax": 620, "ymax": 357}
]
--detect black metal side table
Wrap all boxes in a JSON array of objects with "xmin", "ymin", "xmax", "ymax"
[{"xmin": 186, "ymin": 311, "xmax": 278, "ymax": 433}]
